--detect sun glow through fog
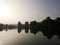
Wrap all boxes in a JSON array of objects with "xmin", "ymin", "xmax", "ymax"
[
  {"xmin": 0, "ymin": 4, "xmax": 10, "ymax": 17},
  {"xmin": 0, "ymin": 0, "xmax": 59, "ymax": 24}
]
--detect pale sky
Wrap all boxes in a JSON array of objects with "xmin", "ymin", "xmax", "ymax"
[{"xmin": 0, "ymin": 0, "xmax": 60, "ymax": 24}]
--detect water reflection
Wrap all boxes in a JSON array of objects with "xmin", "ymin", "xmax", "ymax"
[{"xmin": 0, "ymin": 17, "xmax": 60, "ymax": 40}]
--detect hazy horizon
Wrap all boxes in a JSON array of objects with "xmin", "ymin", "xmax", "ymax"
[{"xmin": 0, "ymin": 0, "xmax": 60, "ymax": 24}]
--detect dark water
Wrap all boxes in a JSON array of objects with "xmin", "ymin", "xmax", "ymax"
[{"xmin": 0, "ymin": 29, "xmax": 60, "ymax": 45}]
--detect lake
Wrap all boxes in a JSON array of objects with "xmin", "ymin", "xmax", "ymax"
[{"xmin": 0, "ymin": 29, "xmax": 60, "ymax": 45}]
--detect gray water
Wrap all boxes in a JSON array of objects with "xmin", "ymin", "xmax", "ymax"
[{"xmin": 0, "ymin": 29, "xmax": 60, "ymax": 45}]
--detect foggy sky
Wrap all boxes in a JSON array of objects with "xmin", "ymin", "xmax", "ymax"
[{"xmin": 0, "ymin": 0, "xmax": 60, "ymax": 24}]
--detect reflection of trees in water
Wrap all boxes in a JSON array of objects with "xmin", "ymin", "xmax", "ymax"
[
  {"xmin": 0, "ymin": 17, "xmax": 60, "ymax": 39},
  {"xmin": 0, "ymin": 24, "xmax": 17, "ymax": 31}
]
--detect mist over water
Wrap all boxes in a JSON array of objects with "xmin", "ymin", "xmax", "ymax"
[
  {"xmin": 0, "ymin": 29, "xmax": 59, "ymax": 45},
  {"xmin": 0, "ymin": 17, "xmax": 60, "ymax": 45},
  {"xmin": 0, "ymin": 0, "xmax": 60, "ymax": 45}
]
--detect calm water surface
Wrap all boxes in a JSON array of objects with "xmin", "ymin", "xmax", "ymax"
[{"xmin": 0, "ymin": 29, "xmax": 60, "ymax": 45}]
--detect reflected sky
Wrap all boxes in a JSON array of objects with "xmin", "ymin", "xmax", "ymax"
[
  {"xmin": 0, "ymin": 0, "xmax": 60, "ymax": 45},
  {"xmin": 0, "ymin": 0, "xmax": 60, "ymax": 24},
  {"xmin": 0, "ymin": 29, "xmax": 59, "ymax": 45}
]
